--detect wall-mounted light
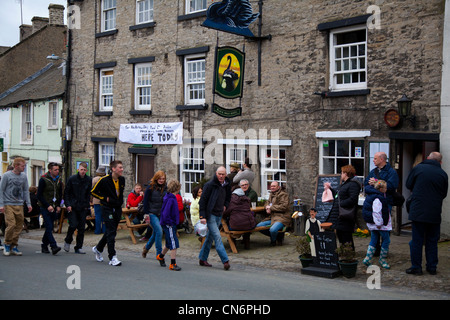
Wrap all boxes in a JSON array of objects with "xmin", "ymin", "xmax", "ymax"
[{"xmin": 397, "ymin": 94, "xmax": 416, "ymax": 128}]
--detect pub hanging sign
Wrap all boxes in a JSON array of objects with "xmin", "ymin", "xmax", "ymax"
[{"xmin": 214, "ymin": 46, "xmax": 245, "ymax": 99}]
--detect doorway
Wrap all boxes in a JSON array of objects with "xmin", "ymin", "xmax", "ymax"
[{"xmin": 136, "ymin": 155, "xmax": 154, "ymax": 188}]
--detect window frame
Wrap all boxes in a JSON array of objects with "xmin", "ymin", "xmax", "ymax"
[
  {"xmin": 185, "ymin": 0, "xmax": 207, "ymax": 14},
  {"xmin": 136, "ymin": 0, "xmax": 154, "ymax": 25},
  {"xmin": 180, "ymin": 145, "xmax": 205, "ymax": 196},
  {"xmin": 102, "ymin": 0, "xmax": 117, "ymax": 32},
  {"xmin": 329, "ymin": 25, "xmax": 367, "ymax": 91},
  {"xmin": 21, "ymin": 103, "xmax": 33, "ymax": 144},
  {"xmin": 260, "ymin": 147, "xmax": 287, "ymax": 198},
  {"xmin": 134, "ymin": 63, "xmax": 152, "ymax": 110},
  {"xmin": 47, "ymin": 101, "xmax": 59, "ymax": 130},
  {"xmin": 98, "ymin": 142, "xmax": 115, "ymax": 171},
  {"xmin": 184, "ymin": 54, "xmax": 206, "ymax": 105},
  {"xmin": 99, "ymin": 68, "xmax": 114, "ymax": 111},
  {"xmin": 319, "ymin": 139, "xmax": 365, "ymax": 178}
]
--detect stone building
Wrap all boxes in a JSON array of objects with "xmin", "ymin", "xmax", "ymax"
[{"xmin": 67, "ymin": 0, "xmax": 447, "ymax": 233}]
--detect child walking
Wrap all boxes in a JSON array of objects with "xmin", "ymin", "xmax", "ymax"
[
  {"xmin": 362, "ymin": 180, "xmax": 392, "ymax": 269},
  {"xmin": 157, "ymin": 179, "xmax": 182, "ymax": 271}
]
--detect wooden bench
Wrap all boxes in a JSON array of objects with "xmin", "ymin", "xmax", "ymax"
[
  {"xmin": 122, "ymin": 208, "xmax": 149, "ymax": 244},
  {"xmin": 220, "ymin": 218, "xmax": 287, "ymax": 254}
]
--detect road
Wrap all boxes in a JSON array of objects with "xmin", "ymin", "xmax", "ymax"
[{"xmin": 1, "ymin": 239, "xmax": 448, "ymax": 305}]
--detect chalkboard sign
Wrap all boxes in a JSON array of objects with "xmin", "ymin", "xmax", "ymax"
[
  {"xmin": 314, "ymin": 174, "xmax": 341, "ymax": 222},
  {"xmin": 312, "ymin": 231, "xmax": 339, "ymax": 270}
]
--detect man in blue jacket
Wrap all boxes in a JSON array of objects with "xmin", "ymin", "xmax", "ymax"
[{"xmin": 405, "ymin": 152, "xmax": 448, "ymax": 275}]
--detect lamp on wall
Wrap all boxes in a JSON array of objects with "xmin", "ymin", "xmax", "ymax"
[{"xmin": 397, "ymin": 94, "xmax": 416, "ymax": 128}]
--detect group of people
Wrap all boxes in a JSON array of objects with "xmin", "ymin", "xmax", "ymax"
[{"xmin": 321, "ymin": 151, "xmax": 448, "ymax": 275}]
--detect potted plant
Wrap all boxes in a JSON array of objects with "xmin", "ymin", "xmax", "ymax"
[
  {"xmin": 296, "ymin": 236, "xmax": 313, "ymax": 268},
  {"xmin": 336, "ymin": 242, "xmax": 358, "ymax": 278}
]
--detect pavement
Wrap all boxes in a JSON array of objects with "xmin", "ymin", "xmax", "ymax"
[{"xmin": 15, "ymin": 222, "xmax": 450, "ymax": 296}]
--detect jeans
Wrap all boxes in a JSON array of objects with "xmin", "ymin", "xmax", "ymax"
[
  {"xmin": 96, "ymin": 206, "xmax": 121, "ymax": 260},
  {"xmin": 41, "ymin": 207, "xmax": 58, "ymax": 249},
  {"xmin": 369, "ymin": 230, "xmax": 390, "ymax": 250},
  {"xmin": 256, "ymin": 220, "xmax": 284, "ymax": 242},
  {"xmin": 145, "ymin": 214, "xmax": 162, "ymax": 256},
  {"xmin": 199, "ymin": 214, "xmax": 229, "ymax": 264},
  {"xmin": 64, "ymin": 209, "xmax": 87, "ymax": 250},
  {"xmin": 94, "ymin": 204, "xmax": 105, "ymax": 234},
  {"xmin": 410, "ymin": 221, "xmax": 440, "ymax": 271}
]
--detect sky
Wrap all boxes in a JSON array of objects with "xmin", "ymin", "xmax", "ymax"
[{"xmin": 0, "ymin": 0, "xmax": 67, "ymax": 47}]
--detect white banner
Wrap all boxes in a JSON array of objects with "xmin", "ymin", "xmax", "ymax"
[{"xmin": 119, "ymin": 122, "xmax": 183, "ymax": 145}]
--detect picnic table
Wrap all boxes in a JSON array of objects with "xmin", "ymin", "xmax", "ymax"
[{"xmin": 122, "ymin": 207, "xmax": 150, "ymax": 244}]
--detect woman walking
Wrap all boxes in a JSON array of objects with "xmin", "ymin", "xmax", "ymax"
[{"xmin": 141, "ymin": 171, "xmax": 167, "ymax": 266}]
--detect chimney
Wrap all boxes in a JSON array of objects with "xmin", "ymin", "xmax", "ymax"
[
  {"xmin": 48, "ymin": 4, "xmax": 65, "ymax": 26},
  {"xmin": 19, "ymin": 24, "xmax": 33, "ymax": 41},
  {"xmin": 31, "ymin": 16, "xmax": 49, "ymax": 33}
]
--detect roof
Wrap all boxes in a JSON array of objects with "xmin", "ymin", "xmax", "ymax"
[{"xmin": 0, "ymin": 62, "xmax": 65, "ymax": 107}]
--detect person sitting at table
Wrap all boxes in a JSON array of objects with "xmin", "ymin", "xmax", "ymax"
[
  {"xmin": 127, "ymin": 183, "xmax": 145, "ymax": 234},
  {"xmin": 241, "ymin": 179, "xmax": 258, "ymax": 204},
  {"xmin": 223, "ymin": 180, "xmax": 257, "ymax": 249}
]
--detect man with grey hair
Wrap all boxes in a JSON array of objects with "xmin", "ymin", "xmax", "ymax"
[
  {"xmin": 198, "ymin": 166, "xmax": 231, "ymax": 270},
  {"xmin": 406, "ymin": 151, "xmax": 448, "ymax": 275}
]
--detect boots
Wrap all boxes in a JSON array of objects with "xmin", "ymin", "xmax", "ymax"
[
  {"xmin": 379, "ymin": 247, "xmax": 390, "ymax": 269},
  {"xmin": 363, "ymin": 245, "xmax": 376, "ymax": 266}
]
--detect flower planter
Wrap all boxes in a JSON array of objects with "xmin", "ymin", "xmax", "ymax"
[
  {"xmin": 299, "ymin": 255, "xmax": 314, "ymax": 268},
  {"xmin": 338, "ymin": 260, "xmax": 359, "ymax": 278}
]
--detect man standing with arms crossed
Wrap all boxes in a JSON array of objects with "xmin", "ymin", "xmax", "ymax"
[
  {"xmin": 0, "ymin": 158, "xmax": 32, "ymax": 256},
  {"xmin": 63, "ymin": 162, "xmax": 92, "ymax": 254},
  {"xmin": 37, "ymin": 162, "xmax": 63, "ymax": 255},
  {"xmin": 91, "ymin": 160, "xmax": 125, "ymax": 266}
]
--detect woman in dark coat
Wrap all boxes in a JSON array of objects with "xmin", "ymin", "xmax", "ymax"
[{"xmin": 325, "ymin": 165, "xmax": 361, "ymax": 250}]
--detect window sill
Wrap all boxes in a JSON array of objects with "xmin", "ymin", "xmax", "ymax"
[
  {"xmin": 177, "ymin": 11, "xmax": 206, "ymax": 22},
  {"xmin": 129, "ymin": 110, "xmax": 152, "ymax": 115},
  {"xmin": 94, "ymin": 111, "xmax": 113, "ymax": 116},
  {"xmin": 176, "ymin": 104, "xmax": 208, "ymax": 111},
  {"xmin": 322, "ymin": 89, "xmax": 370, "ymax": 98},
  {"xmin": 129, "ymin": 22, "xmax": 156, "ymax": 31},
  {"xmin": 95, "ymin": 29, "xmax": 118, "ymax": 38}
]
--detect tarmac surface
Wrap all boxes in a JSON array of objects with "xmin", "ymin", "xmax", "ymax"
[{"xmin": 15, "ymin": 221, "xmax": 450, "ymax": 296}]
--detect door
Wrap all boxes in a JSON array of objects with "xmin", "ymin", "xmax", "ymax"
[{"xmin": 136, "ymin": 155, "xmax": 154, "ymax": 188}]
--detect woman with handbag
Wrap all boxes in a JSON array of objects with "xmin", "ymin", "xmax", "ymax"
[{"xmin": 324, "ymin": 165, "xmax": 361, "ymax": 250}]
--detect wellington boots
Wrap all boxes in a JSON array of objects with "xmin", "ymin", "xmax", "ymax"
[
  {"xmin": 363, "ymin": 245, "xmax": 376, "ymax": 267},
  {"xmin": 379, "ymin": 247, "xmax": 390, "ymax": 269}
]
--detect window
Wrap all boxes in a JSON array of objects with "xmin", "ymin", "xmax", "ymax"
[
  {"xmin": 319, "ymin": 139, "xmax": 365, "ymax": 177},
  {"xmin": 369, "ymin": 142, "xmax": 389, "ymax": 171},
  {"xmin": 226, "ymin": 147, "xmax": 247, "ymax": 172},
  {"xmin": 184, "ymin": 55, "xmax": 205, "ymax": 105},
  {"xmin": 260, "ymin": 147, "xmax": 287, "ymax": 197},
  {"xmin": 135, "ymin": 63, "xmax": 152, "ymax": 110},
  {"xmin": 102, "ymin": 0, "xmax": 117, "ymax": 32},
  {"xmin": 21, "ymin": 103, "xmax": 33, "ymax": 143},
  {"xmin": 180, "ymin": 146, "xmax": 204, "ymax": 195},
  {"xmin": 48, "ymin": 101, "xmax": 58, "ymax": 129},
  {"xmin": 100, "ymin": 69, "xmax": 114, "ymax": 111},
  {"xmin": 330, "ymin": 26, "xmax": 367, "ymax": 91},
  {"xmin": 186, "ymin": 0, "xmax": 207, "ymax": 14},
  {"xmin": 99, "ymin": 142, "xmax": 115, "ymax": 171},
  {"xmin": 136, "ymin": 0, "xmax": 154, "ymax": 24}
]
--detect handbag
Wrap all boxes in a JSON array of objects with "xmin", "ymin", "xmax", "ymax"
[
  {"xmin": 322, "ymin": 188, "xmax": 334, "ymax": 203},
  {"xmin": 338, "ymin": 195, "xmax": 356, "ymax": 220}
]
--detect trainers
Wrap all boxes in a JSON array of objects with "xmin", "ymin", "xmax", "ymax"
[
  {"xmin": 92, "ymin": 246, "xmax": 103, "ymax": 262},
  {"xmin": 3, "ymin": 244, "xmax": 11, "ymax": 256},
  {"xmin": 74, "ymin": 248, "xmax": 86, "ymax": 254},
  {"xmin": 169, "ymin": 264, "xmax": 181, "ymax": 271},
  {"xmin": 64, "ymin": 242, "xmax": 70, "ymax": 252},
  {"xmin": 109, "ymin": 255, "xmax": 122, "ymax": 266},
  {"xmin": 11, "ymin": 247, "xmax": 22, "ymax": 256},
  {"xmin": 156, "ymin": 254, "xmax": 166, "ymax": 267}
]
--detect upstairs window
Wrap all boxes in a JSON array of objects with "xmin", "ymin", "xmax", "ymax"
[
  {"xmin": 186, "ymin": 0, "xmax": 207, "ymax": 14},
  {"xmin": 100, "ymin": 69, "xmax": 114, "ymax": 111},
  {"xmin": 135, "ymin": 63, "xmax": 152, "ymax": 110},
  {"xmin": 330, "ymin": 26, "xmax": 367, "ymax": 91},
  {"xmin": 48, "ymin": 101, "xmax": 59, "ymax": 129},
  {"xmin": 21, "ymin": 103, "xmax": 33, "ymax": 144},
  {"xmin": 102, "ymin": 0, "xmax": 117, "ymax": 31},
  {"xmin": 184, "ymin": 55, "xmax": 206, "ymax": 105},
  {"xmin": 136, "ymin": 0, "xmax": 154, "ymax": 24}
]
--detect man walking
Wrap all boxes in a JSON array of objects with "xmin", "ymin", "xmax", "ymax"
[
  {"xmin": 63, "ymin": 162, "xmax": 92, "ymax": 254},
  {"xmin": 91, "ymin": 160, "xmax": 125, "ymax": 266},
  {"xmin": 406, "ymin": 152, "xmax": 448, "ymax": 275},
  {"xmin": 37, "ymin": 162, "xmax": 63, "ymax": 255},
  {"xmin": 0, "ymin": 158, "xmax": 32, "ymax": 256},
  {"xmin": 198, "ymin": 166, "xmax": 231, "ymax": 270}
]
